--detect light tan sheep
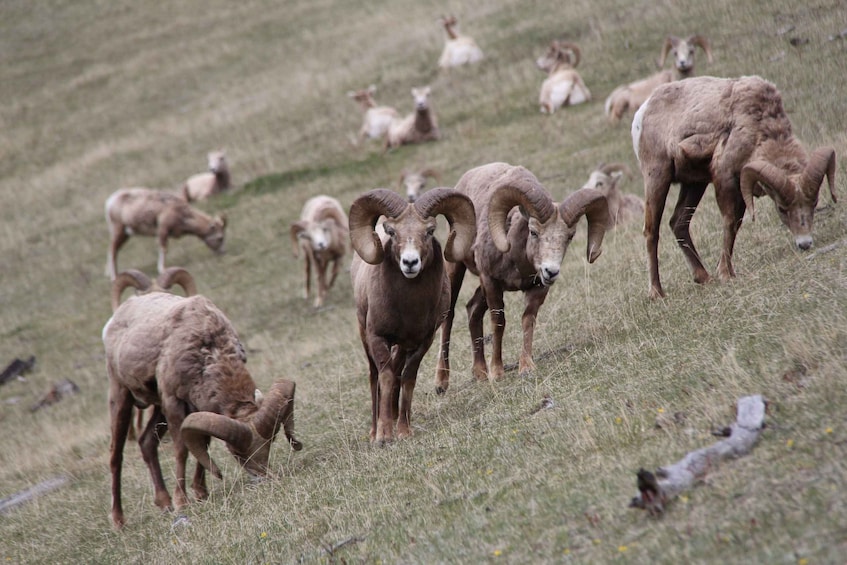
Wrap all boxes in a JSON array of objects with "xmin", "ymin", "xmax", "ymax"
[
  {"xmin": 581, "ymin": 163, "xmax": 644, "ymax": 229},
  {"xmin": 632, "ymin": 75, "xmax": 837, "ymax": 298},
  {"xmin": 105, "ymin": 187, "xmax": 226, "ymax": 280},
  {"xmin": 385, "ymin": 86, "xmax": 440, "ymax": 150},
  {"xmin": 605, "ymin": 35, "xmax": 712, "ymax": 123},
  {"xmin": 536, "ymin": 40, "xmax": 591, "ymax": 113},
  {"xmin": 347, "ymin": 85, "xmax": 399, "ymax": 144},
  {"xmin": 290, "ymin": 195, "xmax": 349, "ymax": 308},
  {"xmin": 399, "ymin": 167, "xmax": 441, "ymax": 202},
  {"xmin": 437, "ymin": 15, "xmax": 484, "ymax": 69},
  {"xmin": 182, "ymin": 150, "xmax": 231, "ymax": 202}
]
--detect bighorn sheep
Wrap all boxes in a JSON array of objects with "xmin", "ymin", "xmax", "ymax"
[
  {"xmin": 103, "ymin": 268, "xmax": 302, "ymax": 529},
  {"xmin": 632, "ymin": 75, "xmax": 837, "ymax": 299},
  {"xmin": 399, "ymin": 167, "xmax": 441, "ymax": 202},
  {"xmin": 349, "ymin": 188, "xmax": 476, "ymax": 444},
  {"xmin": 581, "ymin": 163, "xmax": 644, "ymax": 229},
  {"xmin": 347, "ymin": 85, "xmax": 399, "ymax": 144},
  {"xmin": 536, "ymin": 40, "xmax": 591, "ymax": 113},
  {"xmin": 435, "ymin": 163, "xmax": 608, "ymax": 390},
  {"xmin": 437, "ymin": 15, "xmax": 484, "ymax": 69},
  {"xmin": 605, "ymin": 35, "xmax": 713, "ymax": 123},
  {"xmin": 385, "ymin": 86, "xmax": 440, "ymax": 150},
  {"xmin": 290, "ymin": 195, "xmax": 349, "ymax": 308},
  {"xmin": 182, "ymin": 150, "xmax": 231, "ymax": 202},
  {"xmin": 105, "ymin": 187, "xmax": 227, "ymax": 280}
]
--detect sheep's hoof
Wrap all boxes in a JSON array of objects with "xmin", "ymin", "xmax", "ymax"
[
  {"xmin": 648, "ymin": 286, "xmax": 666, "ymax": 300},
  {"xmin": 435, "ymin": 385, "xmax": 448, "ymax": 395}
]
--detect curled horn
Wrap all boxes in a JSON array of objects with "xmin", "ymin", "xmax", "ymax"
[
  {"xmin": 488, "ymin": 167, "xmax": 556, "ymax": 253},
  {"xmin": 740, "ymin": 161, "xmax": 793, "ymax": 221},
  {"xmin": 559, "ymin": 188, "xmax": 610, "ymax": 263},
  {"xmin": 181, "ymin": 412, "xmax": 254, "ymax": 479},
  {"xmin": 253, "ymin": 380, "xmax": 302, "ymax": 450},
  {"xmin": 414, "ymin": 188, "xmax": 477, "ymax": 263},
  {"xmin": 558, "ymin": 41, "xmax": 581, "ymax": 67},
  {"xmin": 658, "ymin": 35, "xmax": 681, "ymax": 67},
  {"xmin": 156, "ymin": 267, "xmax": 197, "ymax": 297},
  {"xmin": 599, "ymin": 162, "xmax": 633, "ymax": 178},
  {"xmin": 420, "ymin": 167, "xmax": 442, "ymax": 184},
  {"xmin": 315, "ymin": 203, "xmax": 350, "ymax": 232},
  {"xmin": 349, "ymin": 189, "xmax": 409, "ymax": 264},
  {"xmin": 687, "ymin": 35, "xmax": 713, "ymax": 63},
  {"xmin": 111, "ymin": 269, "xmax": 153, "ymax": 312},
  {"xmin": 802, "ymin": 147, "xmax": 837, "ymax": 203},
  {"xmin": 290, "ymin": 221, "xmax": 308, "ymax": 258}
]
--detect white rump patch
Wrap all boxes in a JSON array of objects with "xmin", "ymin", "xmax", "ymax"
[{"xmin": 631, "ymin": 97, "xmax": 650, "ymax": 163}]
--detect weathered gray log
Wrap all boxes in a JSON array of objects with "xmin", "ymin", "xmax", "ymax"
[
  {"xmin": 0, "ymin": 356, "xmax": 35, "ymax": 385},
  {"xmin": 630, "ymin": 394, "xmax": 766, "ymax": 515},
  {"xmin": 0, "ymin": 476, "xmax": 69, "ymax": 515}
]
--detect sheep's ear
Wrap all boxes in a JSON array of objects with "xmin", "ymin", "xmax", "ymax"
[
  {"xmin": 290, "ymin": 221, "xmax": 308, "ymax": 257},
  {"xmin": 559, "ymin": 188, "xmax": 609, "ymax": 263},
  {"xmin": 254, "ymin": 389, "xmax": 264, "ymax": 406}
]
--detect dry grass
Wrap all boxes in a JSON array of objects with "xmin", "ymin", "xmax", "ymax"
[{"xmin": 1, "ymin": 0, "xmax": 846, "ymax": 562}]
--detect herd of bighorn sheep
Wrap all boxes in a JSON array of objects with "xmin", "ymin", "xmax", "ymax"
[{"xmin": 99, "ymin": 13, "xmax": 839, "ymax": 530}]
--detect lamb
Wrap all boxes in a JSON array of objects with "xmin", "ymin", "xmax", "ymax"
[
  {"xmin": 581, "ymin": 163, "xmax": 644, "ymax": 229},
  {"xmin": 103, "ymin": 268, "xmax": 302, "ymax": 529},
  {"xmin": 385, "ymin": 86, "xmax": 440, "ymax": 150},
  {"xmin": 435, "ymin": 163, "xmax": 608, "ymax": 390},
  {"xmin": 349, "ymin": 187, "xmax": 476, "ymax": 444},
  {"xmin": 347, "ymin": 85, "xmax": 399, "ymax": 144},
  {"xmin": 631, "ymin": 75, "xmax": 837, "ymax": 299},
  {"xmin": 437, "ymin": 15, "xmax": 484, "ymax": 69},
  {"xmin": 290, "ymin": 195, "xmax": 349, "ymax": 308},
  {"xmin": 182, "ymin": 150, "xmax": 231, "ymax": 202},
  {"xmin": 536, "ymin": 40, "xmax": 591, "ymax": 113},
  {"xmin": 605, "ymin": 35, "xmax": 713, "ymax": 123},
  {"xmin": 105, "ymin": 187, "xmax": 227, "ymax": 280},
  {"xmin": 399, "ymin": 167, "xmax": 441, "ymax": 202}
]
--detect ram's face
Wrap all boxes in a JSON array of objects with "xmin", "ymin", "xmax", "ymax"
[
  {"xmin": 403, "ymin": 175, "xmax": 427, "ymax": 202},
  {"xmin": 228, "ymin": 432, "xmax": 273, "ymax": 478},
  {"xmin": 305, "ymin": 220, "xmax": 335, "ymax": 251},
  {"xmin": 780, "ymin": 197, "xmax": 817, "ymax": 250},
  {"xmin": 382, "ymin": 211, "xmax": 436, "ymax": 279},
  {"xmin": 204, "ymin": 219, "xmax": 226, "ymax": 252},
  {"xmin": 673, "ymin": 41, "xmax": 696, "ymax": 73},
  {"xmin": 525, "ymin": 213, "xmax": 575, "ymax": 287},
  {"xmin": 535, "ymin": 45, "xmax": 558, "ymax": 72},
  {"xmin": 582, "ymin": 171, "xmax": 613, "ymax": 196},
  {"xmin": 207, "ymin": 151, "xmax": 226, "ymax": 173},
  {"xmin": 411, "ymin": 87, "xmax": 431, "ymax": 111}
]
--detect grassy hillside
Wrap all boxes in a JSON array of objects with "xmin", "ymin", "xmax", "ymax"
[{"xmin": 1, "ymin": 0, "xmax": 846, "ymax": 562}]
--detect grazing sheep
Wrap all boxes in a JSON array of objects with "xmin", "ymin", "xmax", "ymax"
[
  {"xmin": 103, "ymin": 269, "xmax": 302, "ymax": 529},
  {"xmin": 290, "ymin": 195, "xmax": 349, "ymax": 308},
  {"xmin": 399, "ymin": 167, "xmax": 441, "ymax": 202},
  {"xmin": 605, "ymin": 35, "xmax": 713, "ymax": 123},
  {"xmin": 581, "ymin": 163, "xmax": 644, "ymax": 229},
  {"xmin": 349, "ymin": 188, "xmax": 476, "ymax": 444},
  {"xmin": 435, "ymin": 163, "xmax": 608, "ymax": 390},
  {"xmin": 536, "ymin": 40, "xmax": 591, "ymax": 113},
  {"xmin": 182, "ymin": 150, "xmax": 231, "ymax": 202},
  {"xmin": 385, "ymin": 86, "xmax": 440, "ymax": 150},
  {"xmin": 105, "ymin": 187, "xmax": 227, "ymax": 280},
  {"xmin": 347, "ymin": 85, "xmax": 399, "ymax": 144},
  {"xmin": 437, "ymin": 15, "xmax": 484, "ymax": 69},
  {"xmin": 632, "ymin": 75, "xmax": 837, "ymax": 299}
]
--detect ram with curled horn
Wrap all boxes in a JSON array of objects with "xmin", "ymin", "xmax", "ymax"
[
  {"xmin": 632, "ymin": 75, "xmax": 837, "ymax": 298},
  {"xmin": 435, "ymin": 162, "xmax": 609, "ymax": 391},
  {"xmin": 103, "ymin": 267, "xmax": 302, "ymax": 529},
  {"xmin": 349, "ymin": 187, "xmax": 476, "ymax": 445}
]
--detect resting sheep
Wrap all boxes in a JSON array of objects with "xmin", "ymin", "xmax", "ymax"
[
  {"xmin": 605, "ymin": 35, "xmax": 712, "ymax": 123},
  {"xmin": 581, "ymin": 163, "xmax": 644, "ymax": 229},
  {"xmin": 437, "ymin": 15, "xmax": 484, "ymax": 69},
  {"xmin": 536, "ymin": 40, "xmax": 592, "ymax": 113},
  {"xmin": 103, "ymin": 268, "xmax": 302, "ymax": 528},
  {"xmin": 632, "ymin": 75, "xmax": 837, "ymax": 299},
  {"xmin": 182, "ymin": 150, "xmax": 231, "ymax": 202},
  {"xmin": 105, "ymin": 187, "xmax": 226, "ymax": 280},
  {"xmin": 347, "ymin": 85, "xmax": 399, "ymax": 144},
  {"xmin": 385, "ymin": 86, "xmax": 440, "ymax": 150},
  {"xmin": 349, "ymin": 188, "xmax": 476, "ymax": 444},
  {"xmin": 435, "ymin": 163, "xmax": 608, "ymax": 390},
  {"xmin": 399, "ymin": 167, "xmax": 441, "ymax": 202},
  {"xmin": 290, "ymin": 195, "xmax": 349, "ymax": 308}
]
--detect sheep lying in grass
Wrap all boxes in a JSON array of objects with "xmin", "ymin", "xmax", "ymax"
[
  {"xmin": 105, "ymin": 187, "xmax": 226, "ymax": 280},
  {"xmin": 438, "ymin": 15, "xmax": 484, "ymax": 69},
  {"xmin": 349, "ymin": 188, "xmax": 476, "ymax": 444},
  {"xmin": 385, "ymin": 86, "xmax": 440, "ymax": 150},
  {"xmin": 435, "ymin": 163, "xmax": 608, "ymax": 390},
  {"xmin": 581, "ymin": 163, "xmax": 644, "ymax": 229},
  {"xmin": 605, "ymin": 35, "xmax": 713, "ymax": 124},
  {"xmin": 103, "ymin": 268, "xmax": 301, "ymax": 528},
  {"xmin": 290, "ymin": 195, "xmax": 349, "ymax": 308},
  {"xmin": 347, "ymin": 85, "xmax": 399, "ymax": 144},
  {"xmin": 399, "ymin": 167, "xmax": 441, "ymax": 202},
  {"xmin": 632, "ymin": 75, "xmax": 837, "ymax": 299},
  {"xmin": 182, "ymin": 150, "xmax": 231, "ymax": 202},
  {"xmin": 536, "ymin": 40, "xmax": 591, "ymax": 113}
]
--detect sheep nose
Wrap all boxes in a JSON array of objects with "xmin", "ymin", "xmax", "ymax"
[
  {"xmin": 796, "ymin": 235, "xmax": 813, "ymax": 250},
  {"xmin": 402, "ymin": 257, "xmax": 420, "ymax": 269},
  {"xmin": 542, "ymin": 266, "xmax": 560, "ymax": 282}
]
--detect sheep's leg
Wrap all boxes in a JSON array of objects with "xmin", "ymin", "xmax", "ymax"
[
  {"xmin": 191, "ymin": 438, "xmax": 210, "ymax": 501},
  {"xmin": 390, "ymin": 348, "xmax": 406, "ymax": 428},
  {"xmin": 159, "ymin": 397, "xmax": 191, "ymax": 510},
  {"xmin": 108, "ymin": 380, "xmax": 134, "ymax": 529},
  {"xmin": 156, "ymin": 232, "xmax": 169, "ymax": 275},
  {"xmin": 466, "ymin": 285, "xmax": 489, "ymax": 381},
  {"xmin": 397, "ymin": 345, "xmax": 430, "ymax": 439},
  {"xmin": 328, "ymin": 256, "xmax": 341, "ymax": 289},
  {"xmin": 303, "ymin": 253, "xmax": 312, "ymax": 301},
  {"xmin": 519, "ymin": 287, "xmax": 549, "ymax": 375},
  {"xmin": 481, "ymin": 277, "xmax": 507, "ymax": 380},
  {"xmin": 107, "ymin": 227, "xmax": 129, "ymax": 280},
  {"xmin": 314, "ymin": 257, "xmax": 327, "ymax": 308},
  {"xmin": 138, "ymin": 406, "xmax": 173, "ymax": 512},
  {"xmin": 435, "ymin": 261, "xmax": 466, "ymax": 393},
  {"xmin": 367, "ymin": 335, "xmax": 395, "ymax": 445},
  {"xmin": 714, "ymin": 183, "xmax": 746, "ymax": 281},
  {"xmin": 643, "ymin": 172, "xmax": 673, "ymax": 299},
  {"xmin": 669, "ymin": 182, "xmax": 710, "ymax": 285}
]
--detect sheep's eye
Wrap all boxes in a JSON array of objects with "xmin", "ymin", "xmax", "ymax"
[
  {"xmin": 529, "ymin": 229, "xmax": 539, "ymax": 238},
  {"xmin": 426, "ymin": 227, "xmax": 436, "ymax": 237},
  {"xmin": 384, "ymin": 225, "xmax": 396, "ymax": 237},
  {"xmin": 595, "ymin": 181, "xmax": 603, "ymax": 189}
]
